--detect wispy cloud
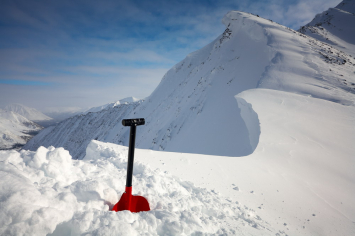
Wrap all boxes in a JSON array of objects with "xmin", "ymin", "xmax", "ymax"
[{"xmin": 0, "ymin": 79, "xmax": 52, "ymax": 86}]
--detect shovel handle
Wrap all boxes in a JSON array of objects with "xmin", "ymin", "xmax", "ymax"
[{"xmin": 124, "ymin": 118, "xmax": 145, "ymax": 187}]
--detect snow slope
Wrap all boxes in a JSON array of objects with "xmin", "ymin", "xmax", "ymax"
[
  {"xmin": 137, "ymin": 89, "xmax": 355, "ymax": 236},
  {"xmin": 24, "ymin": 7, "xmax": 355, "ymax": 160},
  {"xmin": 0, "ymin": 109, "xmax": 42, "ymax": 150},
  {"xmin": 5, "ymin": 104, "xmax": 52, "ymax": 122},
  {"xmin": 299, "ymin": 0, "xmax": 355, "ymax": 57}
]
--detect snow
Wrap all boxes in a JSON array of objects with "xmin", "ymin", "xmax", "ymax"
[
  {"xmin": 299, "ymin": 0, "xmax": 355, "ymax": 57},
  {"xmin": 133, "ymin": 88, "xmax": 355, "ymax": 235},
  {"xmin": 0, "ymin": 144, "xmax": 274, "ymax": 236},
  {"xmin": 1, "ymin": 87, "xmax": 354, "ymax": 235},
  {"xmin": 83, "ymin": 97, "xmax": 141, "ymax": 114},
  {"xmin": 336, "ymin": 0, "xmax": 355, "ymax": 15}
]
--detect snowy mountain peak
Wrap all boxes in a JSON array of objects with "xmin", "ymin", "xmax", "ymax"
[
  {"xmin": 119, "ymin": 96, "xmax": 140, "ymax": 104},
  {"xmin": 336, "ymin": 0, "xmax": 355, "ymax": 14},
  {"xmin": 83, "ymin": 97, "xmax": 141, "ymax": 114},
  {"xmin": 299, "ymin": 0, "xmax": 355, "ymax": 56},
  {"xmin": 4, "ymin": 103, "xmax": 52, "ymax": 122}
]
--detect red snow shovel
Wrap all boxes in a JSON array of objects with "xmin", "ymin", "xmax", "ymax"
[{"xmin": 112, "ymin": 118, "xmax": 150, "ymax": 213}]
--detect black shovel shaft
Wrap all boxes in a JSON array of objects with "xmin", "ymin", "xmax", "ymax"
[
  {"xmin": 123, "ymin": 118, "xmax": 145, "ymax": 187},
  {"xmin": 126, "ymin": 125, "xmax": 136, "ymax": 187}
]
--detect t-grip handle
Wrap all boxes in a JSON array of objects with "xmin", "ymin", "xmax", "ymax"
[{"xmin": 122, "ymin": 118, "xmax": 145, "ymax": 126}]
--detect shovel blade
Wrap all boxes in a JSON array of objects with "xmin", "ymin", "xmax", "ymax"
[{"xmin": 112, "ymin": 187, "xmax": 150, "ymax": 213}]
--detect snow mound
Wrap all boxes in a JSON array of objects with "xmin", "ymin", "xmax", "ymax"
[{"xmin": 0, "ymin": 141, "xmax": 275, "ymax": 236}]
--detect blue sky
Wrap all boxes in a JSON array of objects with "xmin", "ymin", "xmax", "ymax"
[{"xmin": 0, "ymin": 0, "xmax": 340, "ymax": 112}]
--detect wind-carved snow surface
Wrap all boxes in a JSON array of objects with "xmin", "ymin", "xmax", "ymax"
[{"xmin": 0, "ymin": 143, "xmax": 276, "ymax": 236}]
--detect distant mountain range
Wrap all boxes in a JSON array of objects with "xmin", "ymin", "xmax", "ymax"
[
  {"xmin": 0, "ymin": 104, "xmax": 54, "ymax": 149},
  {"xmin": 0, "ymin": 109, "xmax": 43, "ymax": 150},
  {"xmin": 0, "ymin": 99, "xmax": 143, "ymax": 149},
  {"xmin": 5, "ymin": 103, "xmax": 52, "ymax": 122}
]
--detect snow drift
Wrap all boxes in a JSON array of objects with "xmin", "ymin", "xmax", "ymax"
[{"xmin": 0, "ymin": 144, "xmax": 274, "ymax": 236}]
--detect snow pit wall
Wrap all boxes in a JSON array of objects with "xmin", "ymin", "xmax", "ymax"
[{"xmin": 235, "ymin": 93, "xmax": 261, "ymax": 151}]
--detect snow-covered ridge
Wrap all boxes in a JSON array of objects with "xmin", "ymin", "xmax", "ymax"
[
  {"xmin": 299, "ymin": 0, "xmax": 355, "ymax": 56},
  {"xmin": 336, "ymin": 0, "xmax": 355, "ymax": 14},
  {"xmin": 24, "ymin": 9, "xmax": 355, "ymax": 159},
  {"xmin": 83, "ymin": 97, "xmax": 141, "ymax": 114}
]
